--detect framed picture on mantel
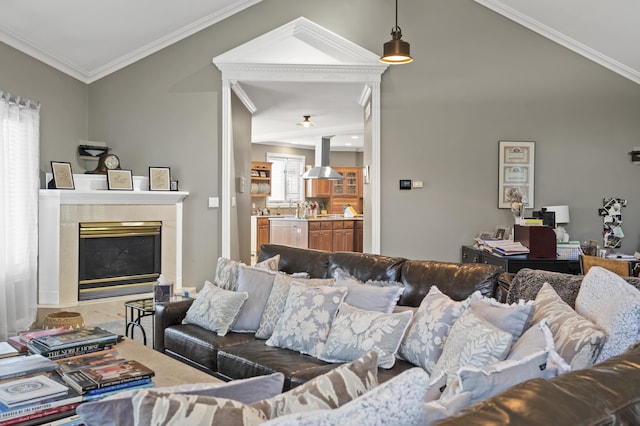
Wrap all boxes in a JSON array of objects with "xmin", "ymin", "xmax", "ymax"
[
  {"xmin": 498, "ymin": 141, "xmax": 535, "ymax": 209},
  {"xmin": 149, "ymin": 167, "xmax": 171, "ymax": 191},
  {"xmin": 107, "ymin": 169, "xmax": 133, "ymax": 191}
]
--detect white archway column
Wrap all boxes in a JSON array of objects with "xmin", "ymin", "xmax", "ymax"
[{"xmin": 221, "ymin": 79, "xmax": 232, "ymax": 258}]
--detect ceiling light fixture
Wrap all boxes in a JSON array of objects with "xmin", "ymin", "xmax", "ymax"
[
  {"xmin": 297, "ymin": 115, "xmax": 315, "ymax": 128},
  {"xmin": 380, "ymin": 0, "xmax": 413, "ymax": 64}
]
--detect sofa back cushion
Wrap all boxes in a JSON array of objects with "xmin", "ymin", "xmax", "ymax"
[
  {"xmin": 328, "ymin": 252, "xmax": 405, "ymax": 283},
  {"xmin": 258, "ymin": 244, "xmax": 331, "ymax": 278},
  {"xmin": 399, "ymin": 260, "xmax": 499, "ymax": 306}
]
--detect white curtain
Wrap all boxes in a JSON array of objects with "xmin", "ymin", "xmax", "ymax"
[{"xmin": 0, "ymin": 91, "xmax": 40, "ymax": 341}]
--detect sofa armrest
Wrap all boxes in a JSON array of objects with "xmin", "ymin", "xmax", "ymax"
[{"xmin": 154, "ymin": 298, "xmax": 194, "ymax": 353}]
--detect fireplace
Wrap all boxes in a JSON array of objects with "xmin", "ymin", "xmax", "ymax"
[{"xmin": 78, "ymin": 222, "xmax": 161, "ymax": 300}]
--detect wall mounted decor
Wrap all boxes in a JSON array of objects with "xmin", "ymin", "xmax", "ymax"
[
  {"xmin": 498, "ymin": 141, "xmax": 535, "ymax": 209},
  {"xmin": 599, "ymin": 197, "xmax": 626, "ymax": 248}
]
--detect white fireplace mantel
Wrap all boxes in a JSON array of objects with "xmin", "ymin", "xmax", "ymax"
[{"xmin": 39, "ymin": 174, "xmax": 189, "ymax": 307}]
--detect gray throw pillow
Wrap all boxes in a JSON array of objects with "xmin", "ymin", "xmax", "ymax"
[
  {"xmin": 431, "ymin": 309, "xmax": 513, "ymax": 386},
  {"xmin": 469, "ymin": 296, "xmax": 535, "ymax": 344},
  {"xmin": 441, "ymin": 320, "xmax": 564, "ymax": 405},
  {"xmin": 266, "ymin": 283, "xmax": 347, "ymax": 357},
  {"xmin": 575, "ymin": 266, "xmax": 640, "ymax": 363},
  {"xmin": 398, "ymin": 286, "xmax": 477, "ymax": 373},
  {"xmin": 131, "ymin": 391, "xmax": 267, "ymax": 426},
  {"xmin": 251, "ymin": 352, "xmax": 379, "ymax": 420},
  {"xmin": 77, "ymin": 373, "xmax": 285, "ymax": 426},
  {"xmin": 532, "ymin": 282, "xmax": 606, "ymax": 370},
  {"xmin": 231, "ymin": 265, "xmax": 276, "ymax": 333},
  {"xmin": 255, "ymin": 273, "xmax": 335, "ymax": 340},
  {"xmin": 182, "ymin": 281, "xmax": 247, "ymax": 336},
  {"xmin": 333, "ymin": 268, "xmax": 404, "ymax": 313},
  {"xmin": 319, "ymin": 303, "xmax": 413, "ymax": 368},
  {"xmin": 214, "ymin": 257, "xmax": 243, "ymax": 291},
  {"xmin": 261, "ymin": 367, "xmax": 429, "ymax": 426}
]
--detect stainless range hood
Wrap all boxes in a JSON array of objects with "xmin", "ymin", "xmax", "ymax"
[{"xmin": 302, "ymin": 136, "xmax": 344, "ymax": 180}]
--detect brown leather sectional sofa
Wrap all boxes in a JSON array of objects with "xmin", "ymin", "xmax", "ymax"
[{"xmin": 154, "ymin": 244, "xmax": 501, "ymax": 390}]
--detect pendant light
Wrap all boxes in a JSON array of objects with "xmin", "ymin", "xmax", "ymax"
[
  {"xmin": 380, "ymin": 0, "xmax": 413, "ymax": 64},
  {"xmin": 297, "ymin": 115, "xmax": 315, "ymax": 128}
]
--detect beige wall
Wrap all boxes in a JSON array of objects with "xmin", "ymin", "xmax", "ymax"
[
  {"xmin": 3, "ymin": 0, "xmax": 640, "ymax": 291},
  {"xmin": 0, "ymin": 42, "xmax": 88, "ymax": 178}
]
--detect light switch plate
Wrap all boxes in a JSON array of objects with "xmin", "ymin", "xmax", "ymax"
[{"xmin": 208, "ymin": 197, "xmax": 219, "ymax": 208}]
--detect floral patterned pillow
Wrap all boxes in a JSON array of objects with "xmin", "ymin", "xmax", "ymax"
[
  {"xmin": 398, "ymin": 286, "xmax": 478, "ymax": 373},
  {"xmin": 182, "ymin": 281, "xmax": 248, "ymax": 336},
  {"xmin": 255, "ymin": 273, "xmax": 335, "ymax": 340},
  {"xmin": 431, "ymin": 309, "xmax": 513, "ymax": 385},
  {"xmin": 533, "ymin": 282, "xmax": 606, "ymax": 370},
  {"xmin": 266, "ymin": 283, "xmax": 347, "ymax": 357},
  {"xmin": 214, "ymin": 256, "xmax": 278, "ymax": 291},
  {"xmin": 319, "ymin": 303, "xmax": 413, "ymax": 368}
]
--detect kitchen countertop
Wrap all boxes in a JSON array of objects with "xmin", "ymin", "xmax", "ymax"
[{"xmin": 267, "ymin": 215, "xmax": 362, "ymax": 221}]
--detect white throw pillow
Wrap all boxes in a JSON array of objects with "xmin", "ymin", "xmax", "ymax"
[
  {"xmin": 333, "ymin": 268, "xmax": 404, "ymax": 313},
  {"xmin": 575, "ymin": 266, "xmax": 640, "ymax": 363}
]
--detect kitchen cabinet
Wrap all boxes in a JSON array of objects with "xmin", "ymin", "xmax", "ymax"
[
  {"xmin": 354, "ymin": 220, "xmax": 363, "ymax": 253},
  {"xmin": 256, "ymin": 217, "xmax": 270, "ymax": 256},
  {"xmin": 251, "ymin": 161, "xmax": 272, "ymax": 197},
  {"xmin": 269, "ymin": 219, "xmax": 308, "ymax": 248},
  {"xmin": 332, "ymin": 167, "xmax": 362, "ymax": 198},
  {"xmin": 308, "ymin": 221, "xmax": 333, "ymax": 251},
  {"xmin": 306, "ymin": 178, "xmax": 332, "ymax": 198},
  {"xmin": 329, "ymin": 197, "xmax": 362, "ymax": 215},
  {"xmin": 332, "ymin": 220, "xmax": 354, "ymax": 252}
]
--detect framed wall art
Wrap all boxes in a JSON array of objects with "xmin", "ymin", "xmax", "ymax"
[
  {"xmin": 498, "ymin": 141, "xmax": 535, "ymax": 209},
  {"xmin": 50, "ymin": 161, "xmax": 75, "ymax": 189},
  {"xmin": 107, "ymin": 169, "xmax": 133, "ymax": 191},
  {"xmin": 149, "ymin": 167, "xmax": 171, "ymax": 191}
]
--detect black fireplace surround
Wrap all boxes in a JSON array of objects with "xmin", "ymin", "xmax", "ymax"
[{"xmin": 78, "ymin": 222, "xmax": 161, "ymax": 300}]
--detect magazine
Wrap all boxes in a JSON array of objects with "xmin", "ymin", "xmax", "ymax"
[
  {"xmin": 62, "ymin": 359, "xmax": 154, "ymax": 393},
  {"xmin": 0, "ymin": 344, "xmax": 18, "ymax": 360},
  {"xmin": 18, "ymin": 328, "xmax": 67, "ymax": 343},
  {"xmin": 0, "ymin": 375, "xmax": 68, "ymax": 408},
  {"xmin": 32, "ymin": 327, "xmax": 118, "ymax": 350},
  {"xmin": 26, "ymin": 340, "xmax": 115, "ymax": 361},
  {"xmin": 0, "ymin": 355, "xmax": 58, "ymax": 381},
  {"xmin": 54, "ymin": 348, "xmax": 123, "ymax": 374}
]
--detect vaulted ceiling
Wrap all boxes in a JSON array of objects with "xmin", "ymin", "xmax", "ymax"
[{"xmin": 1, "ymin": 0, "xmax": 637, "ymax": 149}]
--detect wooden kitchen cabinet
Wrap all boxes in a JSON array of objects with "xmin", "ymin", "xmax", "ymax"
[
  {"xmin": 306, "ymin": 177, "xmax": 332, "ymax": 198},
  {"xmin": 256, "ymin": 217, "xmax": 270, "ymax": 256},
  {"xmin": 354, "ymin": 220, "xmax": 363, "ymax": 253},
  {"xmin": 329, "ymin": 197, "xmax": 362, "ymax": 215},
  {"xmin": 332, "ymin": 167, "xmax": 362, "ymax": 198},
  {"xmin": 332, "ymin": 220, "xmax": 354, "ymax": 252},
  {"xmin": 308, "ymin": 221, "xmax": 333, "ymax": 251},
  {"xmin": 251, "ymin": 161, "xmax": 272, "ymax": 197}
]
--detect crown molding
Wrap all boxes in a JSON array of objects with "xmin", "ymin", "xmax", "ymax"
[
  {"xmin": 474, "ymin": 0, "xmax": 640, "ymax": 85},
  {"xmin": 230, "ymin": 82, "xmax": 257, "ymax": 113},
  {"xmin": 0, "ymin": 0, "xmax": 262, "ymax": 84}
]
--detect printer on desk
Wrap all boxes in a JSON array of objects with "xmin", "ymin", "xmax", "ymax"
[{"xmin": 514, "ymin": 225, "xmax": 557, "ymax": 258}]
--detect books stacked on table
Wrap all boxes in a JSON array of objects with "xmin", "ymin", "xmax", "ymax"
[
  {"xmin": 476, "ymin": 239, "xmax": 530, "ymax": 256},
  {"xmin": 56, "ymin": 349, "xmax": 155, "ymax": 397},
  {"xmin": 26, "ymin": 327, "xmax": 119, "ymax": 360},
  {"xmin": 0, "ymin": 365, "xmax": 82, "ymax": 426}
]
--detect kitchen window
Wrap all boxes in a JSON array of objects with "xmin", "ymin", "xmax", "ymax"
[{"xmin": 266, "ymin": 152, "xmax": 305, "ymax": 207}]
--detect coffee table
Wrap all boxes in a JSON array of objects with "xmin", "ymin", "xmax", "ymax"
[{"xmin": 115, "ymin": 337, "xmax": 220, "ymax": 387}]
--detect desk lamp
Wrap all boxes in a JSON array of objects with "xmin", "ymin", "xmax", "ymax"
[{"xmin": 543, "ymin": 205, "xmax": 570, "ymax": 242}]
